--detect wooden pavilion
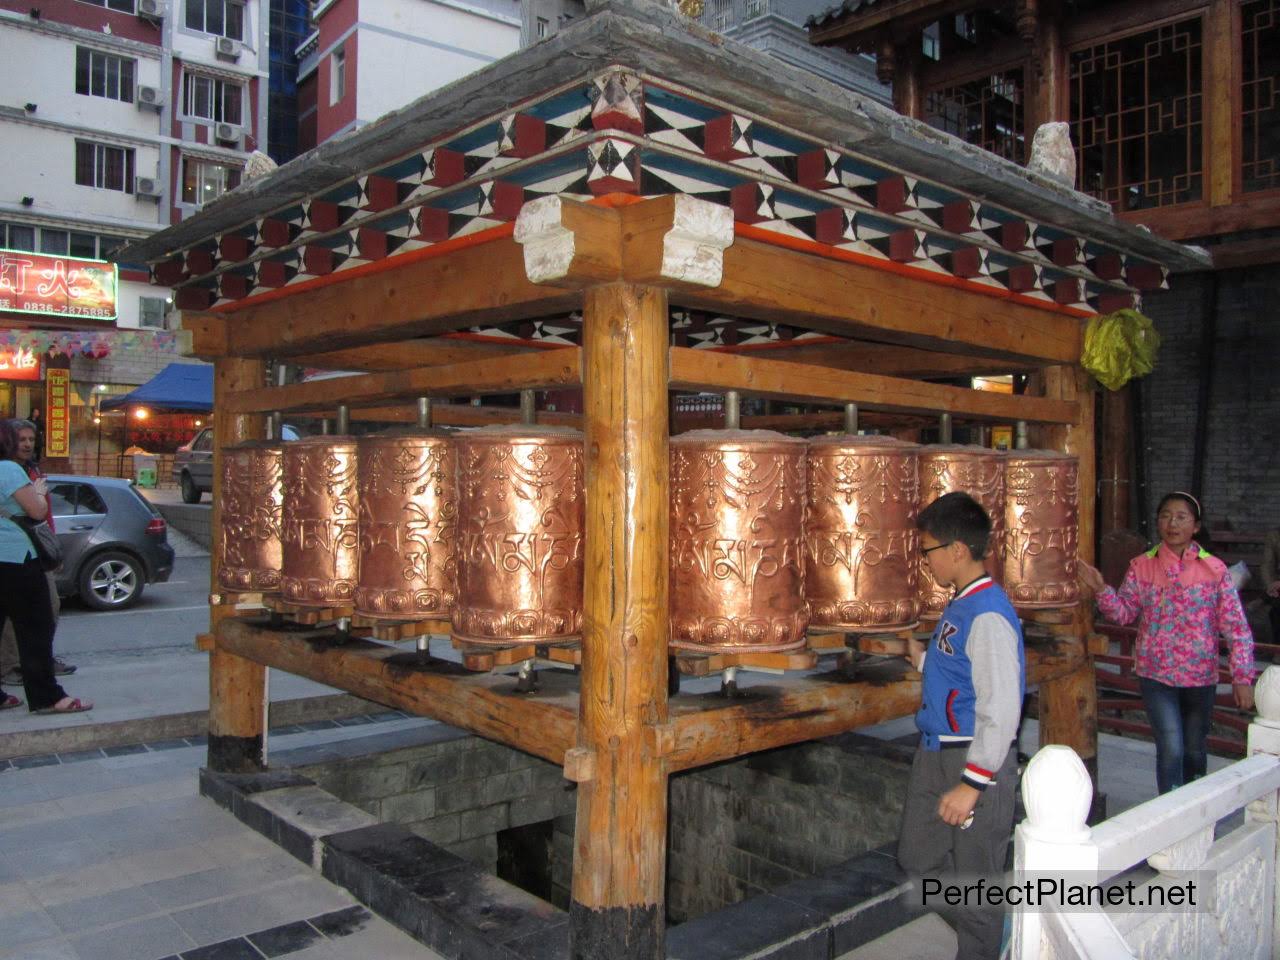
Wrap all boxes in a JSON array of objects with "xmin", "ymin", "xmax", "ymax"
[{"xmin": 117, "ymin": 2, "xmax": 1207, "ymax": 956}]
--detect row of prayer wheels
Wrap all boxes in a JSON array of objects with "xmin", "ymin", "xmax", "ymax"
[{"xmin": 218, "ymin": 426, "xmax": 1078, "ymax": 654}]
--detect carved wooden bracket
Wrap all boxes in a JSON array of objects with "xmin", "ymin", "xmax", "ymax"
[{"xmin": 512, "ymin": 195, "xmax": 622, "ymax": 288}]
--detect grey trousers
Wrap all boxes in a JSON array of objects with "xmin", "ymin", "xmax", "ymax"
[
  {"xmin": 0, "ymin": 570, "xmax": 60, "ymax": 676},
  {"xmin": 897, "ymin": 744, "xmax": 1017, "ymax": 960}
]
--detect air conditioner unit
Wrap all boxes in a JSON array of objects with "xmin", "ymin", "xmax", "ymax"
[
  {"xmin": 135, "ymin": 176, "xmax": 162, "ymax": 200},
  {"xmin": 214, "ymin": 122, "xmax": 241, "ymax": 144},
  {"xmin": 214, "ymin": 36, "xmax": 240, "ymax": 60},
  {"xmin": 137, "ymin": 0, "xmax": 165, "ymax": 21},
  {"xmin": 135, "ymin": 84, "xmax": 163, "ymax": 109}
]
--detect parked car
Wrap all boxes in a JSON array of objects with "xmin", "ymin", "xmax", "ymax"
[
  {"xmin": 45, "ymin": 475, "xmax": 175, "ymax": 610},
  {"xmin": 173, "ymin": 424, "xmax": 299, "ymax": 503}
]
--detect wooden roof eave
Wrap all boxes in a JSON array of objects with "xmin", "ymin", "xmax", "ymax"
[
  {"xmin": 115, "ymin": 0, "xmax": 1208, "ymax": 276},
  {"xmin": 807, "ymin": 0, "xmax": 991, "ymax": 52}
]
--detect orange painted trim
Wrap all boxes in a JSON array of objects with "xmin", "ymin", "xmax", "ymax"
[
  {"xmin": 210, "ymin": 222, "xmax": 517, "ymax": 313},
  {"xmin": 734, "ymin": 223, "xmax": 1095, "ymax": 320}
]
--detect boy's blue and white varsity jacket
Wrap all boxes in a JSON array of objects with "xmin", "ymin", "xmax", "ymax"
[{"xmin": 916, "ymin": 575, "xmax": 1026, "ymax": 790}]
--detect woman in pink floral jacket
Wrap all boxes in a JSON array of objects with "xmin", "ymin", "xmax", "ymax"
[{"xmin": 1080, "ymin": 492, "xmax": 1255, "ymax": 794}]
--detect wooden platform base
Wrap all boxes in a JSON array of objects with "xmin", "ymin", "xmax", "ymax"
[
  {"xmin": 450, "ymin": 637, "xmax": 583, "ymax": 673},
  {"xmin": 350, "ymin": 615, "xmax": 451, "ymax": 642},
  {"xmin": 266, "ymin": 598, "xmax": 355, "ymax": 625},
  {"xmin": 209, "ymin": 590, "xmax": 275, "ymax": 611}
]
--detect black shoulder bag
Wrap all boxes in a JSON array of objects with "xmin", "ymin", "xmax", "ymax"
[{"xmin": 0, "ymin": 507, "xmax": 62, "ymax": 572}]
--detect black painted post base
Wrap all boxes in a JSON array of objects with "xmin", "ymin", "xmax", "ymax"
[
  {"xmin": 208, "ymin": 732, "xmax": 265, "ymax": 774},
  {"xmin": 1081, "ymin": 755, "xmax": 1107, "ymax": 824},
  {"xmin": 569, "ymin": 900, "xmax": 662, "ymax": 960}
]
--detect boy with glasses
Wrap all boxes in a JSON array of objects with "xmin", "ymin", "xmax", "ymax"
[{"xmin": 897, "ymin": 491, "xmax": 1025, "ymax": 959}]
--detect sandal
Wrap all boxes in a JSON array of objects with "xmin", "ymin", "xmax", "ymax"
[
  {"xmin": 0, "ymin": 694, "xmax": 23, "ymax": 711},
  {"xmin": 34, "ymin": 697, "xmax": 93, "ymax": 715}
]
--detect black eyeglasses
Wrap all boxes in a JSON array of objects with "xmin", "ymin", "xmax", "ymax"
[{"xmin": 921, "ymin": 542, "xmax": 953, "ymax": 557}]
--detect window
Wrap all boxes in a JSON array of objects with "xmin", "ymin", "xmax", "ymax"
[
  {"xmin": 2, "ymin": 224, "xmax": 36, "ymax": 251},
  {"xmin": 39, "ymin": 230, "xmax": 69, "ymax": 255},
  {"xmin": 1241, "ymin": 0, "xmax": 1280, "ymax": 193},
  {"xmin": 182, "ymin": 73, "xmax": 243, "ymax": 125},
  {"xmin": 49, "ymin": 483, "xmax": 107, "ymax": 518},
  {"xmin": 330, "ymin": 46, "xmax": 345, "ymax": 105},
  {"xmin": 192, "ymin": 429, "xmax": 214, "ymax": 452},
  {"xmin": 1070, "ymin": 18, "xmax": 1203, "ymax": 211},
  {"xmin": 138, "ymin": 296, "xmax": 168, "ymax": 329},
  {"xmin": 75, "ymin": 141, "xmax": 135, "ymax": 193},
  {"xmin": 70, "ymin": 232, "xmax": 98, "ymax": 258},
  {"xmin": 186, "ymin": 0, "xmax": 245, "ymax": 39},
  {"xmin": 925, "ymin": 69, "xmax": 1026, "ymax": 165},
  {"xmin": 181, "ymin": 157, "xmax": 242, "ymax": 205},
  {"xmin": 75, "ymin": 47, "xmax": 135, "ymax": 103},
  {"xmin": 536, "ymin": 17, "xmax": 548, "ymax": 38},
  {"xmin": 76, "ymin": 0, "xmax": 135, "ymax": 12}
]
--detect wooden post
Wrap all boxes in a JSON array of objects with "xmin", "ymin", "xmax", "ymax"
[
  {"xmin": 1027, "ymin": 0, "xmax": 1068, "ymax": 136},
  {"xmin": 1034, "ymin": 366, "xmax": 1100, "ymax": 811},
  {"xmin": 208, "ymin": 356, "xmax": 268, "ymax": 773},
  {"xmin": 1205, "ymin": 0, "xmax": 1237, "ymax": 208},
  {"xmin": 892, "ymin": 35, "xmax": 923, "ymax": 120},
  {"xmin": 570, "ymin": 283, "xmax": 670, "ymax": 959}
]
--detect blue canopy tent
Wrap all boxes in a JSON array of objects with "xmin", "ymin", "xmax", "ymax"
[{"xmin": 100, "ymin": 362, "xmax": 212, "ymax": 413}]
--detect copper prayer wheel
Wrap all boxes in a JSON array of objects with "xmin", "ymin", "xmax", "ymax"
[
  {"xmin": 917, "ymin": 445, "xmax": 1007, "ymax": 616},
  {"xmin": 281, "ymin": 436, "xmax": 360, "ymax": 606},
  {"xmin": 670, "ymin": 430, "xmax": 808, "ymax": 653},
  {"xmin": 805, "ymin": 435, "xmax": 920, "ymax": 631},
  {"xmin": 452, "ymin": 426, "xmax": 584, "ymax": 645},
  {"xmin": 1003, "ymin": 450, "xmax": 1080, "ymax": 608},
  {"xmin": 218, "ymin": 440, "xmax": 283, "ymax": 592},
  {"xmin": 355, "ymin": 429, "xmax": 457, "ymax": 620}
]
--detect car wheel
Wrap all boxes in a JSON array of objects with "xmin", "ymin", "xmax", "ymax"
[
  {"xmin": 180, "ymin": 471, "xmax": 202, "ymax": 504},
  {"xmin": 79, "ymin": 551, "xmax": 145, "ymax": 610}
]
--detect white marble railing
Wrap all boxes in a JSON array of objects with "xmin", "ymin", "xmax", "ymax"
[{"xmin": 1013, "ymin": 664, "xmax": 1280, "ymax": 960}]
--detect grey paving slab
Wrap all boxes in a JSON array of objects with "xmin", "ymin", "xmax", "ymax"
[
  {"xmin": 169, "ymin": 887, "xmax": 328, "ymax": 948},
  {"xmin": 2, "ymin": 907, "xmax": 62, "ymax": 947},
  {"xmin": 25, "ymin": 861, "xmax": 141, "ymax": 910},
  {"xmin": 0, "ymin": 940, "xmax": 78, "ymax": 960},
  {"xmin": 45, "ymin": 887, "xmax": 165, "ymax": 935},
  {"xmin": 67, "ymin": 914, "xmax": 197, "ymax": 960}
]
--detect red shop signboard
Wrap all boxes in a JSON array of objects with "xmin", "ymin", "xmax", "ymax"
[
  {"xmin": 0, "ymin": 249, "xmax": 117, "ymax": 320},
  {"xmin": 0, "ymin": 347, "xmax": 40, "ymax": 381}
]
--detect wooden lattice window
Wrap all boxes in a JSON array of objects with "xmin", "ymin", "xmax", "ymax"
[
  {"xmin": 1070, "ymin": 18, "xmax": 1203, "ymax": 211},
  {"xmin": 1242, "ymin": 0, "xmax": 1280, "ymax": 193},
  {"xmin": 925, "ymin": 69, "xmax": 1026, "ymax": 164}
]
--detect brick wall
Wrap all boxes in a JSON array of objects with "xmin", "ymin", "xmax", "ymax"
[
  {"xmin": 1138, "ymin": 266, "xmax": 1280, "ymax": 534},
  {"xmin": 294, "ymin": 726, "xmax": 913, "ymax": 924},
  {"xmin": 296, "ymin": 730, "xmax": 576, "ymax": 876},
  {"xmin": 666, "ymin": 735, "xmax": 910, "ymax": 923}
]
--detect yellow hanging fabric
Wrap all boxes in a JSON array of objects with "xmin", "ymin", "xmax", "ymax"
[{"xmin": 1081, "ymin": 308, "xmax": 1162, "ymax": 391}]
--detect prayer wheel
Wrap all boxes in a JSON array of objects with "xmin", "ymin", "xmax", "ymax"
[
  {"xmin": 217, "ymin": 440, "xmax": 283, "ymax": 592},
  {"xmin": 1003, "ymin": 450, "xmax": 1080, "ymax": 608},
  {"xmin": 805, "ymin": 435, "xmax": 921, "ymax": 631},
  {"xmin": 916, "ymin": 445, "xmax": 1007, "ymax": 616},
  {"xmin": 670, "ymin": 430, "xmax": 808, "ymax": 652},
  {"xmin": 452, "ymin": 426, "xmax": 584, "ymax": 645},
  {"xmin": 281, "ymin": 435, "xmax": 360, "ymax": 606},
  {"xmin": 355, "ymin": 429, "xmax": 457, "ymax": 620}
]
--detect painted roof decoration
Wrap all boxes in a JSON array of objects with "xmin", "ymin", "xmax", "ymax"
[{"xmin": 119, "ymin": 0, "xmax": 1206, "ymax": 320}]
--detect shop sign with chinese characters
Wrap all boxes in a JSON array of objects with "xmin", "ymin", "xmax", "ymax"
[
  {"xmin": 0, "ymin": 347, "xmax": 40, "ymax": 381},
  {"xmin": 0, "ymin": 248, "xmax": 117, "ymax": 320},
  {"xmin": 45, "ymin": 367, "xmax": 71, "ymax": 458}
]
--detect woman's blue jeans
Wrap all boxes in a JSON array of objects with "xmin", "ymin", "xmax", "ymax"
[{"xmin": 1138, "ymin": 677, "xmax": 1217, "ymax": 794}]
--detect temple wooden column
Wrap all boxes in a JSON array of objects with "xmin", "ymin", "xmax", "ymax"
[
  {"xmin": 1033, "ymin": 366, "xmax": 1100, "ymax": 807},
  {"xmin": 207, "ymin": 356, "xmax": 268, "ymax": 773},
  {"xmin": 569, "ymin": 283, "xmax": 670, "ymax": 959},
  {"xmin": 1026, "ymin": 0, "xmax": 1068, "ymax": 135}
]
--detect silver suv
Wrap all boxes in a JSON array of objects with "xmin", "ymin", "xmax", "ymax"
[{"xmin": 173, "ymin": 425, "xmax": 298, "ymax": 503}]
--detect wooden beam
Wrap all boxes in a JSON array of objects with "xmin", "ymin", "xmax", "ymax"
[
  {"xmin": 920, "ymin": 42, "xmax": 1028, "ymax": 93},
  {"xmin": 571, "ymin": 284, "xmax": 670, "ymax": 959},
  {"xmin": 669, "ymin": 347, "xmax": 1078, "ymax": 423},
  {"xmin": 215, "ymin": 236, "xmax": 578, "ymax": 358},
  {"xmin": 678, "ymin": 232, "xmax": 1084, "ymax": 365},
  {"xmin": 208, "ymin": 357, "xmax": 267, "ymax": 774},
  {"xmin": 222, "ymin": 347, "xmax": 581, "ymax": 414},
  {"xmin": 216, "ymin": 620, "xmax": 578, "ymax": 764},
  {"xmin": 1120, "ymin": 194, "xmax": 1280, "ymax": 242},
  {"xmin": 664, "ymin": 639, "xmax": 1086, "ymax": 772},
  {"xmin": 292, "ymin": 338, "xmax": 536, "ymax": 372},
  {"xmin": 353, "ymin": 402, "xmax": 583, "ymax": 428},
  {"xmin": 177, "ymin": 311, "xmax": 229, "ymax": 361},
  {"xmin": 1062, "ymin": 0, "xmax": 1208, "ymax": 49},
  {"xmin": 809, "ymin": 0, "xmax": 985, "ymax": 49},
  {"xmin": 754, "ymin": 340, "xmax": 1040, "ymax": 378}
]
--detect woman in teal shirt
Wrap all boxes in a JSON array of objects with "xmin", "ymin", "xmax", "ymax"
[{"xmin": 0, "ymin": 420, "xmax": 91, "ymax": 713}]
